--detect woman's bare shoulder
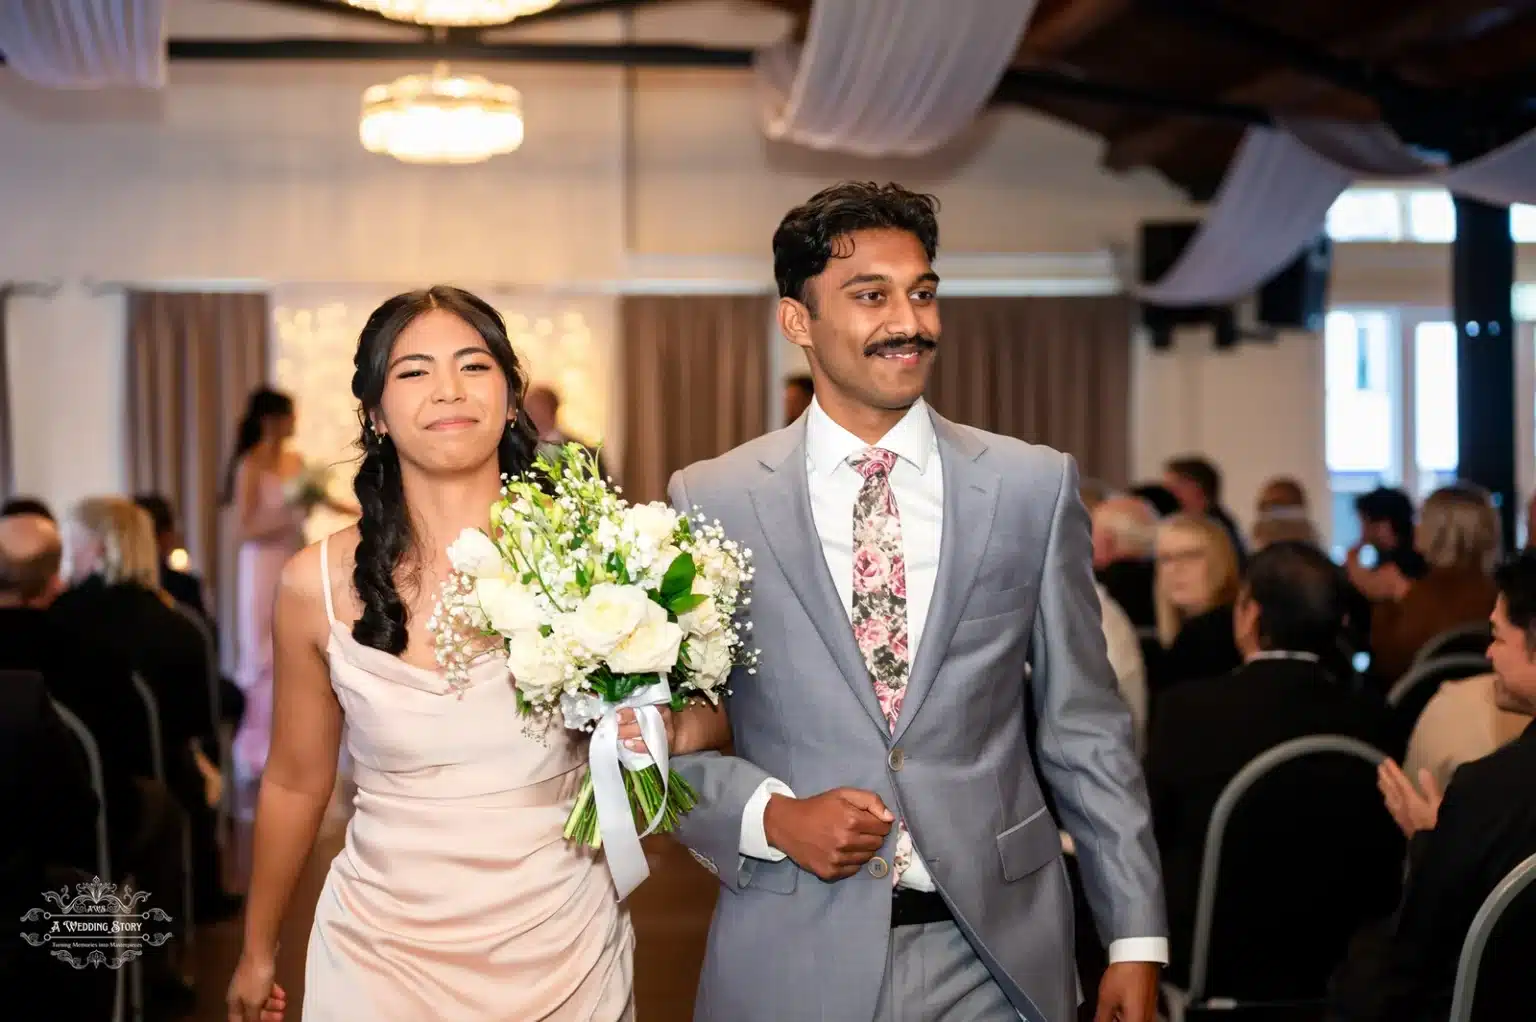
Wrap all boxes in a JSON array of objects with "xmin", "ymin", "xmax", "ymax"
[{"xmin": 278, "ymin": 526, "xmax": 360, "ymax": 614}]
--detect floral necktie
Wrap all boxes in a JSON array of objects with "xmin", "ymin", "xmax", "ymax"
[{"xmin": 849, "ymin": 447, "xmax": 913, "ymax": 885}]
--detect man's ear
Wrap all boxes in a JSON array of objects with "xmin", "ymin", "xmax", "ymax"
[{"xmin": 778, "ymin": 295, "xmax": 813, "ymax": 352}]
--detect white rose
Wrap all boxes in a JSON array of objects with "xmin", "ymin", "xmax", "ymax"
[
  {"xmin": 568, "ymin": 583, "xmax": 653, "ymax": 657},
  {"xmin": 447, "ymin": 528, "xmax": 505, "ymax": 579},
  {"xmin": 506, "ymin": 630, "xmax": 566, "ymax": 703},
  {"xmin": 475, "ymin": 577, "xmax": 544, "ymax": 637},
  {"xmin": 625, "ymin": 502, "xmax": 679, "ymax": 550},
  {"xmin": 686, "ymin": 629, "xmax": 733, "ymax": 692},
  {"xmin": 607, "ymin": 599, "xmax": 685, "ymax": 676},
  {"xmin": 677, "ymin": 585, "xmax": 723, "ymax": 637}
]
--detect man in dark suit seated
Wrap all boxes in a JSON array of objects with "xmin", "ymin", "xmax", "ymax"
[
  {"xmin": 1146, "ymin": 541, "xmax": 1402, "ymax": 994},
  {"xmin": 0, "ymin": 669, "xmax": 115, "ymax": 1021},
  {"xmin": 0, "ymin": 513, "xmax": 198, "ymax": 1014},
  {"xmin": 1330, "ymin": 550, "xmax": 1536, "ymax": 1022}
]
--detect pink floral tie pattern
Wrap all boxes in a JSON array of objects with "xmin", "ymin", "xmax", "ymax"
[{"xmin": 849, "ymin": 447, "xmax": 913, "ymax": 885}]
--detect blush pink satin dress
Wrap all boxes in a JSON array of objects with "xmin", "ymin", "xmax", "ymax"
[{"xmin": 303, "ymin": 536, "xmax": 635, "ymax": 1021}]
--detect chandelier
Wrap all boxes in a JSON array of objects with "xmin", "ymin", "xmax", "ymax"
[
  {"xmin": 359, "ymin": 64, "xmax": 524, "ymax": 164},
  {"xmin": 343, "ymin": 0, "xmax": 560, "ymax": 26}
]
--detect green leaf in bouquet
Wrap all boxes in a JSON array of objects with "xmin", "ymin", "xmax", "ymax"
[
  {"xmin": 606, "ymin": 552, "xmax": 631, "ymax": 585},
  {"xmin": 668, "ymin": 592, "xmax": 708, "ymax": 616},
  {"xmin": 575, "ymin": 563, "xmax": 590, "ymax": 590},
  {"xmin": 660, "ymin": 552, "xmax": 696, "ymax": 600}
]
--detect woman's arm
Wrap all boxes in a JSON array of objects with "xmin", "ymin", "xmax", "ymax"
[{"xmin": 238, "ymin": 546, "xmax": 343, "ymax": 965}]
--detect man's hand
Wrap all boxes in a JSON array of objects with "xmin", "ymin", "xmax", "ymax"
[
  {"xmin": 1093, "ymin": 962, "xmax": 1159, "ymax": 1022},
  {"xmin": 1378, "ymin": 759, "xmax": 1442, "ymax": 837},
  {"xmin": 763, "ymin": 788, "xmax": 893, "ymax": 881}
]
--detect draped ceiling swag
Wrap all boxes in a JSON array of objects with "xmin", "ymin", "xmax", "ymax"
[{"xmin": 2, "ymin": 0, "xmax": 1534, "ymax": 303}]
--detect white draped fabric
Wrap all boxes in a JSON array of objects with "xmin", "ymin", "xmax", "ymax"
[
  {"xmin": 755, "ymin": 0, "xmax": 1038, "ymax": 158},
  {"xmin": 0, "ymin": 0, "xmax": 165, "ymax": 89},
  {"xmin": 1140, "ymin": 118, "xmax": 1536, "ymax": 308}
]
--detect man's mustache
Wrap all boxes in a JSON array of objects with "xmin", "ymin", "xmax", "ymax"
[{"xmin": 864, "ymin": 335, "xmax": 938, "ymax": 357}]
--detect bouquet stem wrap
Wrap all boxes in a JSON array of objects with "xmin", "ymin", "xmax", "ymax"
[{"xmin": 561, "ymin": 678, "xmax": 694, "ymax": 900}]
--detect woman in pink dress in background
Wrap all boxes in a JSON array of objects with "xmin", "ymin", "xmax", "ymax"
[{"xmin": 226, "ymin": 388, "xmax": 354, "ymax": 783}]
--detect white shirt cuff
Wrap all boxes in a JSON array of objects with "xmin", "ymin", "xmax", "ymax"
[
  {"xmin": 739, "ymin": 777, "xmax": 794, "ymax": 861},
  {"xmin": 1107, "ymin": 937, "xmax": 1169, "ymax": 965}
]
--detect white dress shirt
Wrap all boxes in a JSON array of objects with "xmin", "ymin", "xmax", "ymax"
[{"xmin": 738, "ymin": 398, "xmax": 1167, "ymax": 965}]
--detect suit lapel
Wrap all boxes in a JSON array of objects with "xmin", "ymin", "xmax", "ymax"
[
  {"xmin": 748, "ymin": 425, "xmax": 891, "ymax": 737},
  {"xmin": 893, "ymin": 413, "xmax": 1000, "ymax": 742}
]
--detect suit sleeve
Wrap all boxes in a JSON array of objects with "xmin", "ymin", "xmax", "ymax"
[
  {"xmin": 1029, "ymin": 453, "xmax": 1168, "ymax": 946},
  {"xmin": 666, "ymin": 468, "xmax": 775, "ymax": 893}
]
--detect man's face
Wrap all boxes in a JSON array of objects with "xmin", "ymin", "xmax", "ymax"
[
  {"xmin": 1488, "ymin": 595, "xmax": 1536, "ymax": 716},
  {"xmin": 781, "ymin": 228, "xmax": 940, "ymax": 417},
  {"xmin": 1359, "ymin": 517, "xmax": 1398, "ymax": 552}
]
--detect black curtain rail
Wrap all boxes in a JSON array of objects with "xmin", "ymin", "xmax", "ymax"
[{"xmin": 160, "ymin": 38, "xmax": 758, "ymax": 67}]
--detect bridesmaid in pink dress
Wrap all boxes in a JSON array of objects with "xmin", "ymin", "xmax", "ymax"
[
  {"xmin": 226, "ymin": 288, "xmax": 728, "ymax": 1022},
  {"xmin": 226, "ymin": 388, "xmax": 307, "ymax": 783}
]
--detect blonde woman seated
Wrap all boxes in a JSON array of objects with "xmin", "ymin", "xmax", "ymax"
[
  {"xmin": 1151, "ymin": 513, "xmax": 1242, "ymax": 699},
  {"xmin": 1350, "ymin": 484, "xmax": 1500, "ymax": 686}
]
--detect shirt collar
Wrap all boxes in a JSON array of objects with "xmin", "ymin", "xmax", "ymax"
[{"xmin": 804, "ymin": 397, "xmax": 935, "ymax": 478}]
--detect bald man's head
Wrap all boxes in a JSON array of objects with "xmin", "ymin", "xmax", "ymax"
[
  {"xmin": 0, "ymin": 513, "xmax": 63, "ymax": 607},
  {"xmin": 1091, "ymin": 495, "xmax": 1159, "ymax": 569}
]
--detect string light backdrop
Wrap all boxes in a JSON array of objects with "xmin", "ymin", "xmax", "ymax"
[{"xmin": 271, "ymin": 285, "xmax": 617, "ymax": 542}]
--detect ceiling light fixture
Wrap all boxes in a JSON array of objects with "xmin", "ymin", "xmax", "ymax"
[
  {"xmin": 343, "ymin": 0, "xmax": 560, "ymax": 27},
  {"xmin": 359, "ymin": 64, "xmax": 524, "ymax": 164}
]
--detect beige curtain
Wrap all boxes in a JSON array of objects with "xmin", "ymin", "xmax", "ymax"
[
  {"xmin": 0, "ymin": 286, "xmax": 12, "ymax": 499},
  {"xmin": 619, "ymin": 295, "xmax": 772, "ymax": 504},
  {"xmin": 925, "ymin": 295, "xmax": 1133, "ymax": 486},
  {"xmin": 125, "ymin": 291, "xmax": 270, "ymax": 659}
]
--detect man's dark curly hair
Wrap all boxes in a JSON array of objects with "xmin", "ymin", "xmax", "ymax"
[{"xmin": 773, "ymin": 181, "xmax": 940, "ymax": 314}]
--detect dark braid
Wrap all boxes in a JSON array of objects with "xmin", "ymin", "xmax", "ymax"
[{"xmin": 348, "ymin": 286, "xmax": 540, "ymax": 655}]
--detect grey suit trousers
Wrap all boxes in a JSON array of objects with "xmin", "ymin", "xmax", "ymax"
[{"xmin": 875, "ymin": 922, "xmax": 1019, "ymax": 1022}]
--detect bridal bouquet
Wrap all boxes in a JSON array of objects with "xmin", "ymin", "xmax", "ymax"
[{"xmin": 430, "ymin": 443, "xmax": 757, "ymax": 897}]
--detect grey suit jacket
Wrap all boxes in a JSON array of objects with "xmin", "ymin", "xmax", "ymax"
[{"xmin": 667, "ymin": 408, "xmax": 1166, "ymax": 1022}]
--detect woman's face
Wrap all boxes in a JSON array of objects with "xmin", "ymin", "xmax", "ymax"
[
  {"xmin": 267, "ymin": 410, "xmax": 296, "ymax": 442},
  {"xmin": 373, "ymin": 309, "xmax": 512, "ymax": 475},
  {"xmin": 1158, "ymin": 529, "xmax": 1213, "ymax": 615}
]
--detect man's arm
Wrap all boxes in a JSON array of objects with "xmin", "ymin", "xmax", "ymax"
[{"xmin": 1029, "ymin": 454, "xmax": 1168, "ymax": 962}]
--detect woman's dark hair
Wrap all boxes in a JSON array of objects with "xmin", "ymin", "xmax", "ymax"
[
  {"xmin": 772, "ymin": 181, "xmax": 939, "ymax": 312},
  {"xmin": 350, "ymin": 286, "xmax": 539, "ymax": 655},
  {"xmin": 221, "ymin": 388, "xmax": 295, "ymax": 504}
]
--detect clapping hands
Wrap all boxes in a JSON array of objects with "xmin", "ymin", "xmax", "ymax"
[{"xmin": 1378, "ymin": 759, "xmax": 1443, "ymax": 837}]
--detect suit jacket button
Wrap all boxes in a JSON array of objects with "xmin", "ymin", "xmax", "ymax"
[
  {"xmin": 689, "ymin": 848, "xmax": 718, "ymax": 875},
  {"xmin": 868, "ymin": 856, "xmax": 889, "ymax": 879},
  {"xmin": 888, "ymin": 747, "xmax": 905, "ymax": 772}
]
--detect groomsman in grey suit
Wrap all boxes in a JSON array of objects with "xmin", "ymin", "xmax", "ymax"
[{"xmin": 668, "ymin": 181, "xmax": 1166, "ymax": 1022}]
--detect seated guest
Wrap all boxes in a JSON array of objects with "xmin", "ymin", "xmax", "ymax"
[
  {"xmin": 1404, "ymin": 671, "xmax": 1531, "ymax": 797},
  {"xmin": 132, "ymin": 493, "xmax": 206, "ymax": 616},
  {"xmin": 0, "ymin": 670, "xmax": 115, "ymax": 1021},
  {"xmin": 52, "ymin": 497, "xmax": 238, "ymax": 921},
  {"xmin": 1256, "ymin": 475, "xmax": 1309, "ymax": 516},
  {"xmin": 1352, "ymin": 486, "xmax": 1428, "ymax": 580},
  {"xmin": 1147, "ymin": 542, "xmax": 1400, "ymax": 990},
  {"xmin": 1, "ymin": 497, "xmax": 53, "ymax": 521},
  {"xmin": 0, "ymin": 515, "xmax": 195, "ymax": 1012},
  {"xmin": 1151, "ymin": 513, "xmax": 1242, "ymax": 698},
  {"xmin": 1354, "ymin": 484, "xmax": 1500, "ymax": 687},
  {"xmin": 1251, "ymin": 507, "xmax": 1322, "ymax": 551},
  {"xmin": 1329, "ymin": 552, "xmax": 1536, "ymax": 1022},
  {"xmin": 1130, "ymin": 482, "xmax": 1180, "ymax": 518},
  {"xmin": 1164, "ymin": 455, "xmax": 1247, "ymax": 566},
  {"xmin": 1099, "ymin": 584, "xmax": 1148, "ymax": 756},
  {"xmin": 1092, "ymin": 495, "xmax": 1159, "ymax": 630}
]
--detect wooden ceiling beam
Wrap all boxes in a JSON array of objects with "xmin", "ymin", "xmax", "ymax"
[{"xmin": 1102, "ymin": 0, "xmax": 1492, "ymax": 175}]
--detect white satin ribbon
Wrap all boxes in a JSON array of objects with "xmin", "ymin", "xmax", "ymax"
[{"xmin": 561, "ymin": 678, "xmax": 672, "ymax": 900}]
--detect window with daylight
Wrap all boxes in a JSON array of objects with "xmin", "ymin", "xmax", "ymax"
[
  {"xmin": 1324, "ymin": 308, "xmax": 1457, "ymax": 552},
  {"xmin": 1326, "ymin": 187, "xmax": 1536, "ymax": 243}
]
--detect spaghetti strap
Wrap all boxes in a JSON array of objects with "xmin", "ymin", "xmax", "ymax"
[{"xmin": 319, "ymin": 534, "xmax": 337, "ymax": 625}]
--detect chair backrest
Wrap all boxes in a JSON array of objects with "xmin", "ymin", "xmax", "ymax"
[
  {"xmin": 49, "ymin": 699, "xmax": 112, "ymax": 883},
  {"xmin": 1187, "ymin": 735, "xmax": 1400, "ymax": 1003},
  {"xmin": 1449, "ymin": 852, "xmax": 1536, "ymax": 1022},
  {"xmin": 1411, "ymin": 621, "xmax": 1492, "ymax": 672},
  {"xmin": 169, "ymin": 601, "xmax": 221, "ymax": 735},
  {"xmin": 128, "ymin": 673, "xmax": 165, "ymax": 784}
]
